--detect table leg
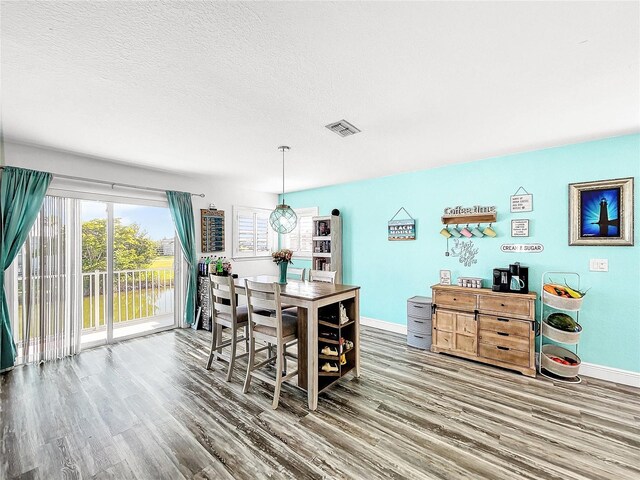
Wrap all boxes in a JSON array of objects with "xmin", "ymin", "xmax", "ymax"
[
  {"xmin": 307, "ymin": 304, "xmax": 318, "ymax": 410},
  {"xmin": 354, "ymin": 289, "xmax": 360, "ymax": 378},
  {"xmin": 297, "ymin": 307, "xmax": 308, "ymax": 389}
]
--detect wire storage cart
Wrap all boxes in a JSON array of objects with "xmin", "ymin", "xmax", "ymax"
[{"xmin": 538, "ymin": 271, "xmax": 584, "ymax": 383}]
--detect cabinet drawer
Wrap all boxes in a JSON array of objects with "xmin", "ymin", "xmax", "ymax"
[
  {"xmin": 407, "ymin": 301, "xmax": 432, "ymax": 319},
  {"xmin": 478, "ymin": 314, "xmax": 531, "ymax": 338},
  {"xmin": 478, "ymin": 330, "xmax": 530, "ymax": 352},
  {"xmin": 407, "ymin": 315, "xmax": 431, "ymax": 334},
  {"xmin": 478, "ymin": 295, "xmax": 532, "ymax": 318},
  {"xmin": 434, "ymin": 291, "xmax": 477, "ymax": 310},
  {"xmin": 407, "ymin": 331, "xmax": 431, "ymax": 350},
  {"xmin": 479, "ymin": 343, "xmax": 530, "ymax": 367}
]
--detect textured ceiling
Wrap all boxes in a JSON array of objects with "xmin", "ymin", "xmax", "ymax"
[{"xmin": 1, "ymin": 1, "xmax": 639, "ymax": 192}]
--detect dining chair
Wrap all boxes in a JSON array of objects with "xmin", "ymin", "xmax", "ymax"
[
  {"xmin": 206, "ymin": 275, "xmax": 250, "ymax": 382},
  {"xmin": 243, "ymin": 280, "xmax": 299, "ymax": 409},
  {"xmin": 309, "ymin": 269, "xmax": 337, "ymax": 284},
  {"xmin": 287, "ymin": 267, "xmax": 306, "ymax": 281}
]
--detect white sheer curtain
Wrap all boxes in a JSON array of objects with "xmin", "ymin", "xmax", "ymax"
[{"xmin": 10, "ymin": 196, "xmax": 82, "ymax": 364}]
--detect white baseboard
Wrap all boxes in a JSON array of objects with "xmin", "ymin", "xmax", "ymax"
[
  {"xmin": 360, "ymin": 316, "xmax": 640, "ymax": 388},
  {"xmin": 361, "ymin": 316, "xmax": 407, "ymax": 335},
  {"xmin": 580, "ymin": 362, "xmax": 640, "ymax": 388}
]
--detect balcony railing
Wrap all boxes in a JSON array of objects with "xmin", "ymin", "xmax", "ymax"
[
  {"xmin": 83, "ymin": 268, "xmax": 175, "ymax": 331},
  {"xmin": 15, "ymin": 267, "xmax": 175, "ymax": 338}
]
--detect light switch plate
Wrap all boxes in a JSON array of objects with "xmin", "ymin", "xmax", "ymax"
[{"xmin": 589, "ymin": 259, "xmax": 609, "ymax": 272}]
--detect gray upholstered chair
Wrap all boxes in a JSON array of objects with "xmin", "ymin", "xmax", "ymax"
[
  {"xmin": 206, "ymin": 275, "xmax": 249, "ymax": 382},
  {"xmin": 243, "ymin": 280, "xmax": 299, "ymax": 409}
]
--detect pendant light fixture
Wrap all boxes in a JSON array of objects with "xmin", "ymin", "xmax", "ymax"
[{"xmin": 269, "ymin": 146, "xmax": 298, "ymax": 234}]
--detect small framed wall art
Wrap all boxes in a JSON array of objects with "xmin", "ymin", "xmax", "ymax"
[
  {"xmin": 388, "ymin": 207, "xmax": 416, "ymax": 241},
  {"xmin": 511, "ymin": 219, "xmax": 529, "ymax": 237},
  {"xmin": 568, "ymin": 177, "xmax": 634, "ymax": 246}
]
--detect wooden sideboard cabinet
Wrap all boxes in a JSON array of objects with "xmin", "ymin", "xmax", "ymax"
[{"xmin": 431, "ymin": 285, "xmax": 537, "ymax": 377}]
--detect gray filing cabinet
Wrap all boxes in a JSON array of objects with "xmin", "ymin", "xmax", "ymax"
[{"xmin": 407, "ymin": 296, "xmax": 432, "ymax": 349}]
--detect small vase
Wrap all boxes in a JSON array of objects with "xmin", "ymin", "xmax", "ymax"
[{"xmin": 278, "ymin": 262, "xmax": 288, "ymax": 284}]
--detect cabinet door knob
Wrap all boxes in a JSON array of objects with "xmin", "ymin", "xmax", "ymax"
[
  {"xmin": 497, "ymin": 332, "xmax": 509, "ymax": 336},
  {"xmin": 497, "ymin": 346, "xmax": 510, "ymax": 351}
]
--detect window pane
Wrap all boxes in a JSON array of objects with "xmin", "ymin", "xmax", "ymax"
[
  {"xmin": 299, "ymin": 216, "xmax": 313, "ymax": 253},
  {"xmin": 237, "ymin": 213, "xmax": 255, "ymax": 253},
  {"xmin": 287, "ymin": 223, "xmax": 300, "ymax": 252},
  {"xmin": 234, "ymin": 207, "xmax": 273, "ymax": 257}
]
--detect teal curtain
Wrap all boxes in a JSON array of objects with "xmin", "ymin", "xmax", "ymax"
[
  {"xmin": 166, "ymin": 191, "xmax": 197, "ymax": 325},
  {"xmin": 1, "ymin": 166, "xmax": 52, "ymax": 371}
]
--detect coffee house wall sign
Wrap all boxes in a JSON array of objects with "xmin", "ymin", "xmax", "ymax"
[{"xmin": 441, "ymin": 205, "xmax": 497, "ymax": 225}]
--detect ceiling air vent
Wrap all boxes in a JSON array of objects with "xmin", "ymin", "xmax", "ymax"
[{"xmin": 325, "ymin": 119, "xmax": 361, "ymax": 137}]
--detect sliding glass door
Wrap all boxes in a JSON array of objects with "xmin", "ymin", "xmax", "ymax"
[
  {"xmin": 111, "ymin": 203, "xmax": 175, "ymax": 340},
  {"xmin": 10, "ymin": 194, "xmax": 179, "ymax": 359},
  {"xmin": 80, "ymin": 200, "xmax": 178, "ymax": 347}
]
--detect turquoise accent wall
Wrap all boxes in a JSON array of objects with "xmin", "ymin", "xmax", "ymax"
[{"xmin": 285, "ymin": 134, "xmax": 640, "ymax": 373}]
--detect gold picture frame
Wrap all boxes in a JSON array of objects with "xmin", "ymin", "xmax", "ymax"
[{"xmin": 568, "ymin": 177, "xmax": 634, "ymax": 246}]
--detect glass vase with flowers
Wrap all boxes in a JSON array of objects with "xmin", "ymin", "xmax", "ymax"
[{"xmin": 272, "ymin": 248, "xmax": 293, "ymax": 284}]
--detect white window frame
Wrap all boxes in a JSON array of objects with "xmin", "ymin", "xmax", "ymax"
[
  {"xmin": 280, "ymin": 207, "xmax": 318, "ymax": 259},
  {"xmin": 232, "ymin": 206, "xmax": 275, "ymax": 259}
]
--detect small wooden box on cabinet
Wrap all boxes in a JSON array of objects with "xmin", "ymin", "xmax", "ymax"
[
  {"xmin": 430, "ymin": 285, "xmax": 537, "ymax": 377},
  {"xmin": 312, "ymin": 215, "xmax": 342, "ymax": 284},
  {"xmin": 407, "ymin": 296, "xmax": 432, "ymax": 349}
]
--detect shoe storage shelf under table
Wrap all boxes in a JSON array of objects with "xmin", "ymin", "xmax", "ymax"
[{"xmin": 317, "ymin": 300, "xmax": 358, "ymax": 392}]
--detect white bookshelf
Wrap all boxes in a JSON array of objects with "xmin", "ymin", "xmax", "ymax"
[{"xmin": 311, "ymin": 215, "xmax": 342, "ymax": 284}]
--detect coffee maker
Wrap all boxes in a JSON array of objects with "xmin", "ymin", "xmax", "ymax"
[
  {"xmin": 492, "ymin": 263, "xmax": 529, "ymax": 294},
  {"xmin": 508, "ymin": 262, "xmax": 529, "ymax": 294}
]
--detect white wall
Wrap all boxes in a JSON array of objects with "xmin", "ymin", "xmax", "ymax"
[{"xmin": 2, "ymin": 141, "xmax": 279, "ymax": 277}]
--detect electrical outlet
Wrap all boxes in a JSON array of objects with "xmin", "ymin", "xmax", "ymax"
[{"xmin": 589, "ymin": 259, "xmax": 609, "ymax": 272}]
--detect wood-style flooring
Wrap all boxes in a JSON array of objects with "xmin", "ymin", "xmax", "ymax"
[{"xmin": 1, "ymin": 326, "xmax": 639, "ymax": 479}]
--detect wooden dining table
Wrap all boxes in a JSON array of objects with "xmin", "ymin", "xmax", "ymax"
[{"xmin": 234, "ymin": 275, "xmax": 361, "ymax": 410}]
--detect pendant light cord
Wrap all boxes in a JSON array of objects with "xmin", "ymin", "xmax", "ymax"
[{"xmin": 278, "ymin": 145, "xmax": 290, "ymax": 204}]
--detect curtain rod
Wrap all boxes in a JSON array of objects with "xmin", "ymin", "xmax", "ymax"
[{"xmin": 0, "ymin": 165, "xmax": 205, "ymax": 197}]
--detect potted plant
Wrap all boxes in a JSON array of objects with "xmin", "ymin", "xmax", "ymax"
[{"xmin": 272, "ymin": 248, "xmax": 293, "ymax": 284}]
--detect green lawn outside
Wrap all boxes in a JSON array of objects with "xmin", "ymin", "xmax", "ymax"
[
  {"xmin": 83, "ymin": 286, "xmax": 174, "ymax": 328},
  {"xmin": 150, "ymin": 256, "xmax": 175, "ymax": 269}
]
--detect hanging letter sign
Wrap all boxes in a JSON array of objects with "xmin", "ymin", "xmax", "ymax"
[
  {"xmin": 510, "ymin": 187, "xmax": 533, "ymax": 212},
  {"xmin": 388, "ymin": 207, "xmax": 416, "ymax": 241},
  {"xmin": 389, "ymin": 220, "xmax": 416, "ymax": 241}
]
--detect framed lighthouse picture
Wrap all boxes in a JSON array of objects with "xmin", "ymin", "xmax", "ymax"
[{"xmin": 569, "ymin": 177, "xmax": 634, "ymax": 246}]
